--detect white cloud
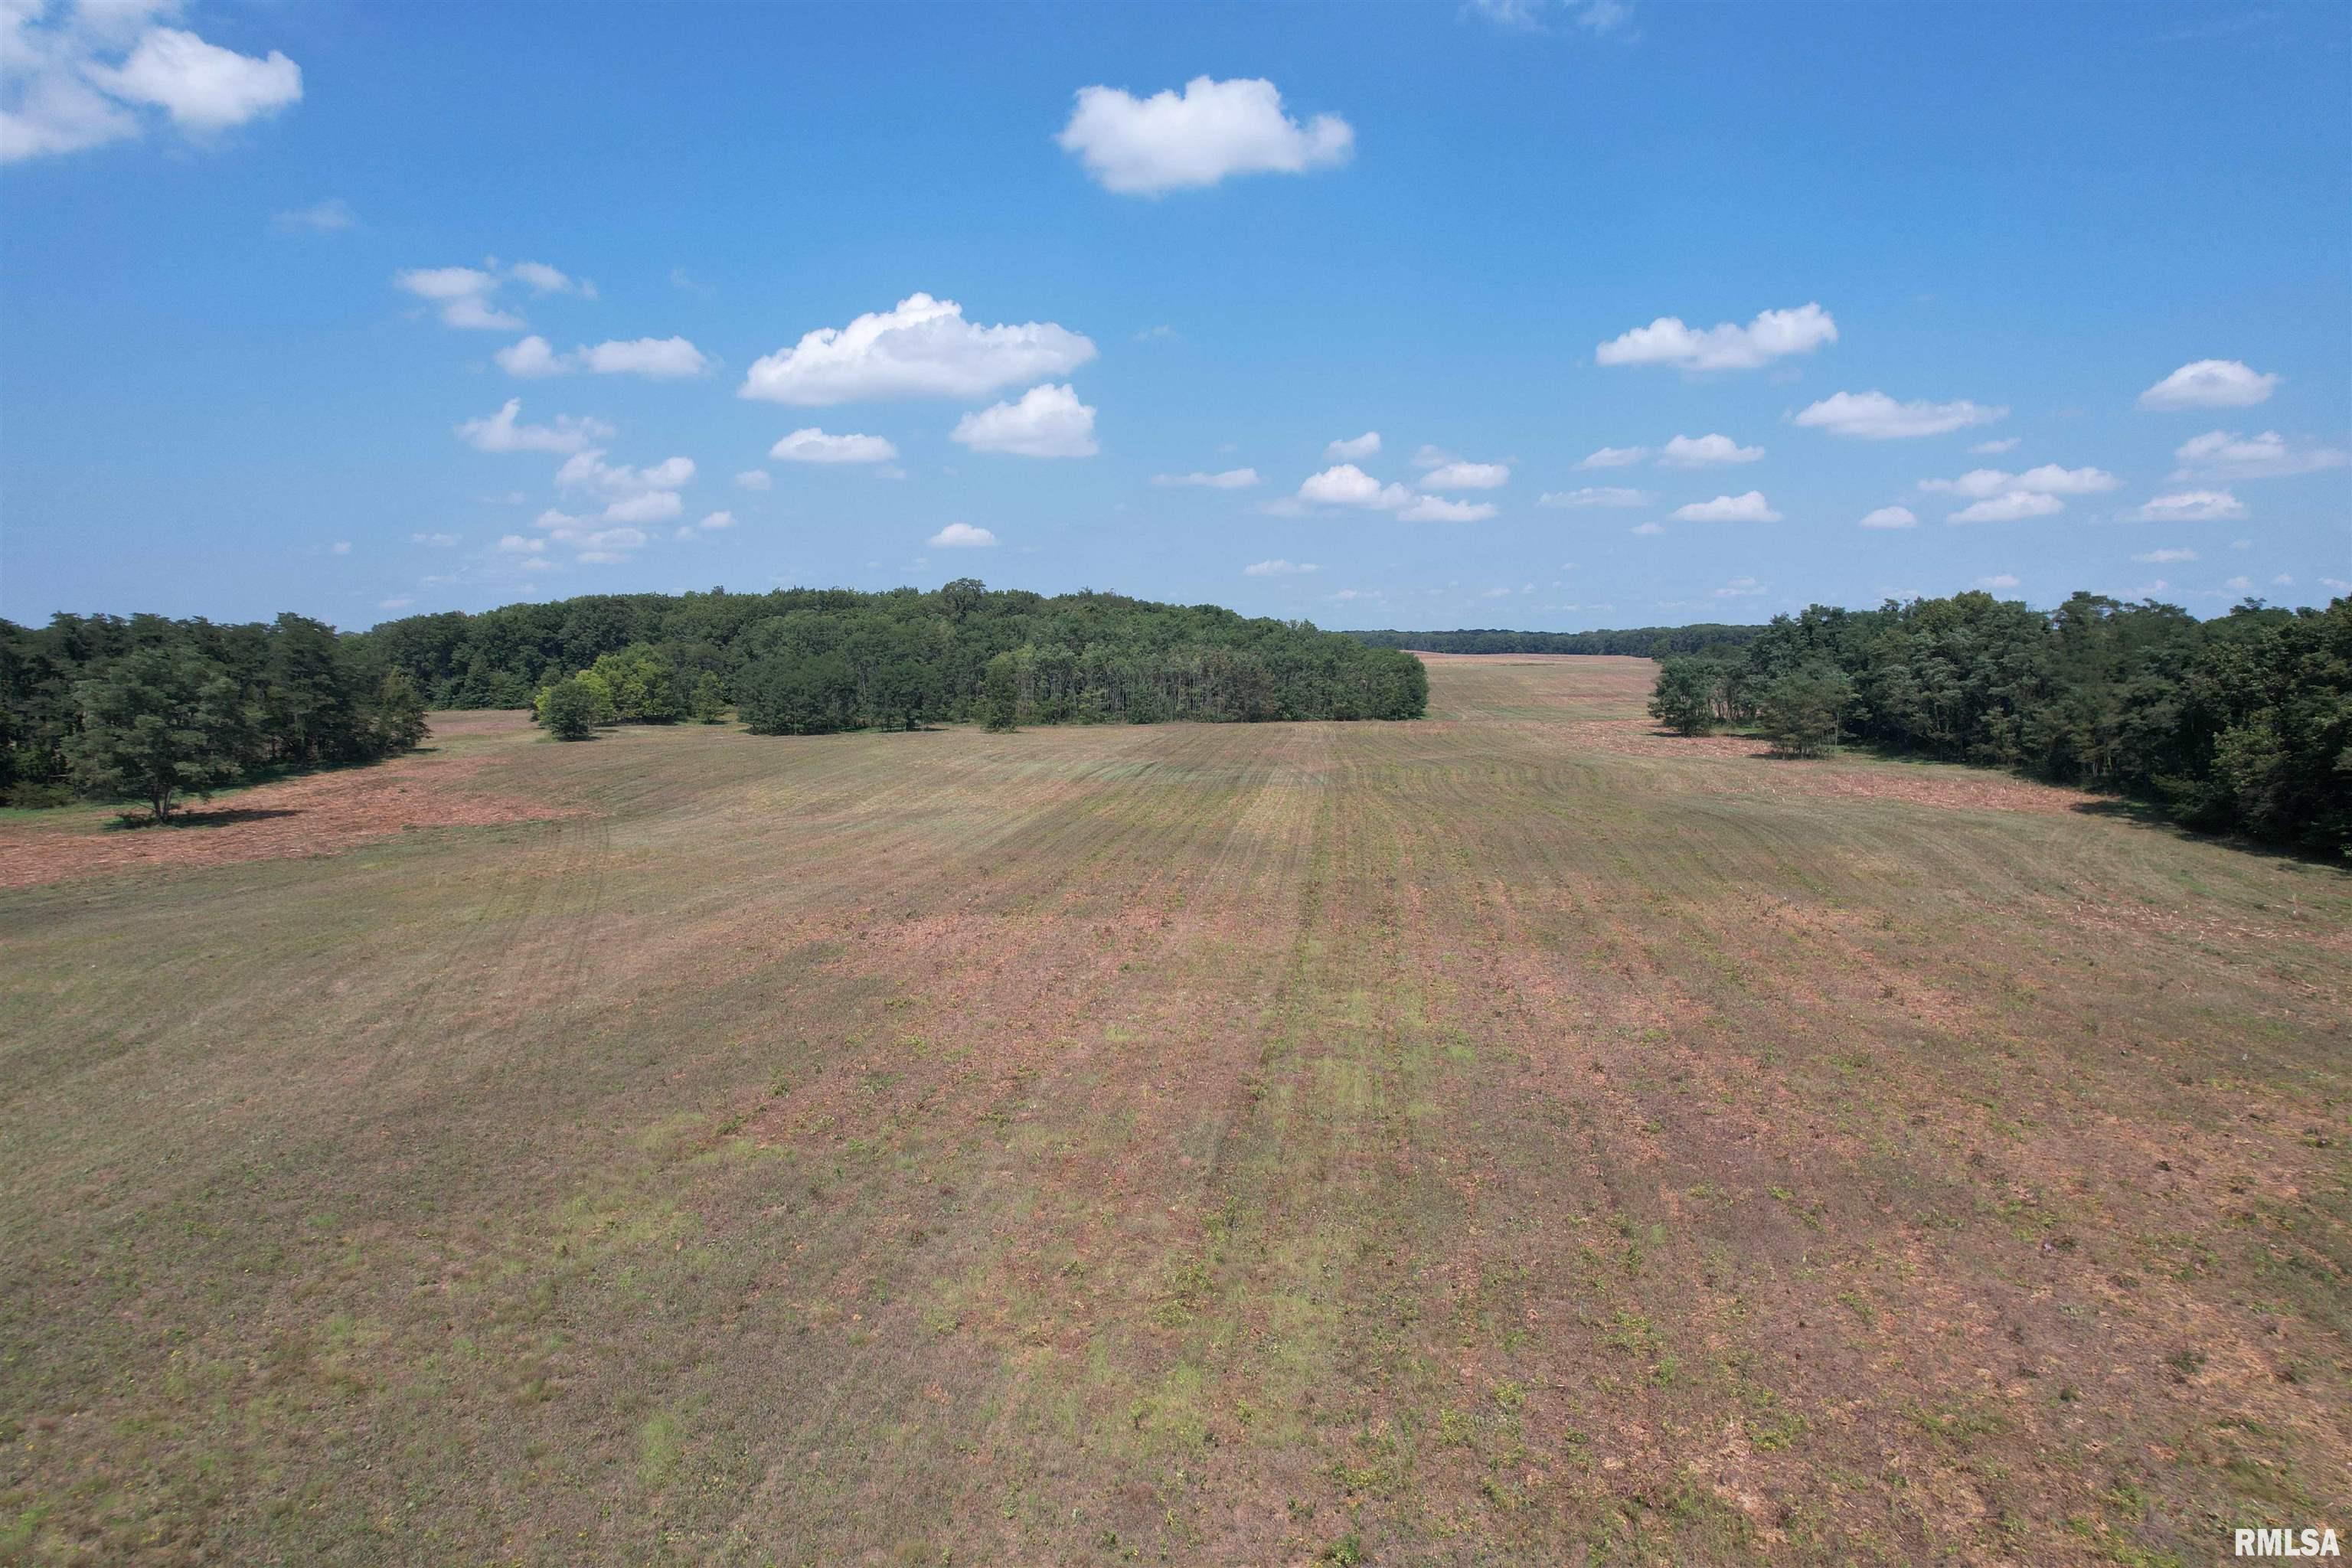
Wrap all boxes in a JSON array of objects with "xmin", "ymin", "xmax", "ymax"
[
  {"xmin": 1244, "ymin": 558, "xmax": 1318, "ymax": 576},
  {"xmin": 377, "ymin": 596, "xmax": 413, "ymax": 611},
  {"xmin": 2133, "ymin": 547, "xmax": 2197, "ymax": 564},
  {"xmin": 1794, "ymin": 390, "xmax": 2007, "ymax": 439},
  {"xmin": 770, "ymin": 427, "xmax": 900, "ymax": 464},
  {"xmin": 1398, "ymin": 495, "xmax": 1497, "ymax": 522},
  {"xmin": 1658, "ymin": 433, "xmax": 1762, "ymax": 468},
  {"xmin": 600, "ymin": 491, "xmax": 682, "ymax": 524},
  {"xmin": 329, "ymin": 540, "xmax": 351, "ymax": 555},
  {"xmin": 740, "ymin": 292, "xmax": 1095, "ymax": 404},
  {"xmin": 2322, "ymin": 577, "xmax": 2351, "ymax": 594},
  {"xmin": 1578, "ymin": 445, "xmax": 1649, "ymax": 468},
  {"xmin": 1921, "ymin": 465, "xmax": 2118, "ymax": 501},
  {"xmin": 1325, "ymin": 431, "xmax": 1380, "ymax": 462},
  {"xmin": 929, "ymin": 522, "xmax": 998, "ymax": 548},
  {"xmin": 1596, "ymin": 302, "xmax": 1836, "ymax": 372},
  {"xmin": 491, "ymin": 334, "xmax": 707, "ymax": 378},
  {"xmin": 1298, "ymin": 463, "xmax": 1413, "ymax": 510},
  {"xmin": 83, "ymin": 24, "xmax": 299, "ymax": 129},
  {"xmin": 1410, "ymin": 444, "xmax": 1455, "ymax": 469},
  {"xmin": 1419, "ymin": 460, "xmax": 1510, "ymax": 490},
  {"xmin": 2223, "ymin": 575, "xmax": 2253, "ymax": 593},
  {"xmin": 2132, "ymin": 489, "xmax": 2247, "ymax": 522},
  {"xmin": 950, "ymin": 382, "xmax": 1098, "ymax": 457},
  {"xmin": 410, "ymin": 531, "xmax": 459, "ymax": 547},
  {"xmin": 508, "ymin": 260, "xmax": 593, "ymax": 298},
  {"xmin": 2170, "ymin": 429, "xmax": 2348, "ymax": 481},
  {"xmin": 695, "ymin": 510, "xmax": 735, "ymax": 531},
  {"xmin": 1968, "ymin": 436, "xmax": 2020, "ymax": 455},
  {"xmin": 1977, "ymin": 573, "xmax": 2020, "ymax": 590},
  {"xmin": 494, "ymin": 335, "xmax": 564, "ymax": 376},
  {"xmin": 272, "ymin": 198, "xmax": 352, "ymax": 234},
  {"xmin": 456, "ymin": 398, "xmax": 614, "ymax": 455},
  {"xmin": 1057, "ymin": 76, "xmax": 1353, "ymax": 194},
  {"xmin": 580, "ymin": 337, "xmax": 707, "ymax": 378},
  {"xmin": 396, "ymin": 266, "xmax": 522, "ymax": 331},
  {"xmin": 1859, "ymin": 505, "xmax": 1918, "ymax": 529},
  {"xmin": 2138, "ymin": 359, "xmax": 2279, "ymax": 410},
  {"xmin": 1713, "ymin": 577, "xmax": 1766, "ymax": 598},
  {"xmin": 495, "ymin": 534, "xmax": 546, "ymax": 554},
  {"xmin": 1671, "ymin": 491, "xmax": 1780, "ymax": 523},
  {"xmin": 555, "ymin": 449, "xmax": 693, "ymax": 524},
  {"xmin": 2272, "ymin": 574, "xmax": 2294, "ymax": 587},
  {"xmin": 1631, "ymin": 520, "xmax": 1665, "ymax": 535},
  {"xmin": 1578, "ymin": 0, "xmax": 1632, "ymax": 33},
  {"xmin": 1152, "ymin": 468, "xmax": 1260, "ymax": 488},
  {"xmin": 1539, "ymin": 486, "xmax": 1648, "ymax": 508},
  {"xmin": 1949, "ymin": 491, "xmax": 2064, "ymax": 523},
  {"xmin": 735, "ymin": 469, "xmax": 772, "ymax": 491}
]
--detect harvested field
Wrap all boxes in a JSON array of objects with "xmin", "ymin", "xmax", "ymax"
[{"xmin": 2, "ymin": 655, "xmax": 2346, "ymax": 1566}]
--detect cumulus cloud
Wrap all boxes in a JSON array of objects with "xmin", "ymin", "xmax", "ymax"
[
  {"xmin": 1949, "ymin": 491, "xmax": 2064, "ymax": 523},
  {"xmin": 1969, "ymin": 436, "xmax": 2020, "ymax": 455},
  {"xmin": 950, "ymin": 382, "xmax": 1098, "ymax": 457},
  {"xmin": 770, "ymin": 427, "xmax": 900, "ymax": 464},
  {"xmin": 1921, "ymin": 465, "xmax": 2118, "ymax": 506},
  {"xmin": 1243, "ymin": 559, "xmax": 1318, "ymax": 576},
  {"xmin": 4, "ymin": 4, "xmax": 303, "ymax": 164},
  {"xmin": 1631, "ymin": 520, "xmax": 1665, "ymax": 535},
  {"xmin": 2132, "ymin": 489, "xmax": 2246, "ymax": 522},
  {"xmin": 1325, "ymin": 431, "xmax": 1380, "ymax": 462},
  {"xmin": 1978, "ymin": 574, "xmax": 2021, "ymax": 590},
  {"xmin": 272, "ymin": 198, "xmax": 353, "ymax": 234},
  {"xmin": 1540, "ymin": 487, "xmax": 1649, "ymax": 508},
  {"xmin": 455, "ymin": 398, "xmax": 614, "ymax": 455},
  {"xmin": 495, "ymin": 534, "xmax": 546, "ymax": 554},
  {"xmin": 1419, "ymin": 460, "xmax": 1509, "ymax": 490},
  {"xmin": 491, "ymin": 333, "xmax": 707, "ymax": 378},
  {"xmin": 1298, "ymin": 463, "xmax": 1413, "ymax": 510},
  {"xmin": 410, "ymin": 531, "xmax": 459, "ymax": 547},
  {"xmin": 1713, "ymin": 577, "xmax": 1766, "ymax": 599},
  {"xmin": 1671, "ymin": 492, "xmax": 1780, "ymax": 523},
  {"xmin": 1859, "ymin": 505, "xmax": 1918, "ymax": 529},
  {"xmin": 2170, "ymin": 429, "xmax": 2348, "ymax": 481},
  {"xmin": 1057, "ymin": 76, "xmax": 1353, "ymax": 194},
  {"xmin": 694, "ymin": 510, "xmax": 735, "ymax": 531},
  {"xmin": 2138, "ymin": 359, "xmax": 2279, "ymax": 410},
  {"xmin": 508, "ymin": 260, "xmax": 593, "ymax": 298},
  {"xmin": 580, "ymin": 338, "xmax": 706, "ymax": 378},
  {"xmin": 555, "ymin": 448, "xmax": 693, "ymax": 524},
  {"xmin": 740, "ymin": 292, "xmax": 1095, "ymax": 404},
  {"xmin": 1399, "ymin": 495, "xmax": 1497, "ymax": 522},
  {"xmin": 1596, "ymin": 303, "xmax": 1836, "ymax": 372},
  {"xmin": 397, "ymin": 266, "xmax": 523, "ymax": 331},
  {"xmin": 1578, "ymin": 445, "xmax": 1648, "ymax": 468},
  {"xmin": 928, "ymin": 522, "xmax": 998, "ymax": 548},
  {"xmin": 1658, "ymin": 433, "xmax": 1763, "ymax": 468},
  {"xmin": 1794, "ymin": 390, "xmax": 2007, "ymax": 439},
  {"xmin": 735, "ymin": 469, "xmax": 772, "ymax": 491},
  {"xmin": 1152, "ymin": 468, "xmax": 1260, "ymax": 488},
  {"xmin": 2134, "ymin": 547, "xmax": 2197, "ymax": 564}
]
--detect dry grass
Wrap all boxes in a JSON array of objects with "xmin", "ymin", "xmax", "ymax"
[{"xmin": 2, "ymin": 655, "xmax": 2345, "ymax": 1566}]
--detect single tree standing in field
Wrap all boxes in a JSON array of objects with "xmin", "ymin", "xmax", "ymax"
[
  {"xmin": 1647, "ymin": 657, "xmax": 1720, "ymax": 736},
  {"xmin": 65, "ymin": 646, "xmax": 249, "ymax": 822},
  {"xmin": 537, "ymin": 676, "xmax": 602, "ymax": 740}
]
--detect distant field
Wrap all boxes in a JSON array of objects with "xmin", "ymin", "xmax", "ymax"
[{"xmin": 3, "ymin": 655, "xmax": 2346, "ymax": 1566}]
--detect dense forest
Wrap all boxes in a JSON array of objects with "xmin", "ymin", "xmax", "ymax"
[
  {"xmin": 359, "ymin": 581, "xmax": 1429, "ymax": 732},
  {"xmin": 1, "ymin": 612, "xmax": 426, "ymax": 817},
  {"xmin": 1351, "ymin": 623, "xmax": 1765, "ymax": 658},
  {"xmin": 1645, "ymin": 591, "xmax": 2351, "ymax": 857}
]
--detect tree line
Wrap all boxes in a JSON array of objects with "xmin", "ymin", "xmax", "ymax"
[
  {"xmin": 2, "ymin": 613, "xmax": 428, "ymax": 819},
  {"xmin": 360, "ymin": 580, "xmax": 1429, "ymax": 736},
  {"xmin": 1350, "ymin": 623, "xmax": 1766, "ymax": 658},
  {"xmin": 1645, "ymin": 590, "xmax": 2351, "ymax": 856}
]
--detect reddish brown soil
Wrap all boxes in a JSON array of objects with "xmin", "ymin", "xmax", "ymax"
[{"xmin": 0, "ymin": 751, "xmax": 577, "ymax": 889}]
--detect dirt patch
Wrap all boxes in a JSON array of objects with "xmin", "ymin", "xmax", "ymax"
[
  {"xmin": 1563, "ymin": 720, "xmax": 2096, "ymax": 815},
  {"xmin": 0, "ymin": 753, "xmax": 580, "ymax": 888}
]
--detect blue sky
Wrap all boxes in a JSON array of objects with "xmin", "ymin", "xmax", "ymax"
[{"xmin": 3, "ymin": 0, "xmax": 2347, "ymax": 632}]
